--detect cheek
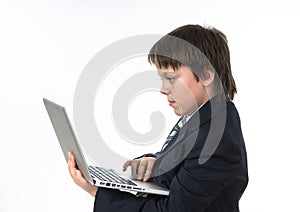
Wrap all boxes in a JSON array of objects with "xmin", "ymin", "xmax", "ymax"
[
  {"xmin": 174, "ymin": 83, "xmax": 196, "ymax": 103},
  {"xmin": 182, "ymin": 82, "xmax": 203, "ymax": 105}
]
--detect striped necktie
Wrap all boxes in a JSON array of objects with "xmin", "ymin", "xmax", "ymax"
[{"xmin": 161, "ymin": 116, "xmax": 186, "ymax": 151}]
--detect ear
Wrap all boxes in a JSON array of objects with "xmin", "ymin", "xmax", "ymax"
[{"xmin": 201, "ymin": 68, "xmax": 215, "ymax": 87}]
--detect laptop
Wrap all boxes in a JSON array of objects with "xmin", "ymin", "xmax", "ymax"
[{"xmin": 43, "ymin": 98, "xmax": 169, "ymax": 196}]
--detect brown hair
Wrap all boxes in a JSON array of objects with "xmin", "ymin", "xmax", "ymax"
[{"xmin": 148, "ymin": 24, "xmax": 237, "ymax": 101}]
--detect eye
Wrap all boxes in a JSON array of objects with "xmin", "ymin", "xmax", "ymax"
[{"xmin": 167, "ymin": 77, "xmax": 175, "ymax": 82}]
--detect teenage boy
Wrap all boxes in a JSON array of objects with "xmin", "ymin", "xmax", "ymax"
[{"xmin": 68, "ymin": 24, "xmax": 248, "ymax": 212}]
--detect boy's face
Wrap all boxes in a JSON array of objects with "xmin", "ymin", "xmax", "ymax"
[{"xmin": 158, "ymin": 66, "xmax": 209, "ymax": 116}]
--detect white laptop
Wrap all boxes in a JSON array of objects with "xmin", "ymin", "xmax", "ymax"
[{"xmin": 43, "ymin": 98, "xmax": 169, "ymax": 196}]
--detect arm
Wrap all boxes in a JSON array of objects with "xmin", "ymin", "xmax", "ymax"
[
  {"xmin": 68, "ymin": 139, "xmax": 244, "ymax": 212},
  {"xmin": 95, "ymin": 161, "xmax": 225, "ymax": 211},
  {"xmin": 67, "ymin": 148, "xmax": 215, "ymax": 211},
  {"xmin": 94, "ymin": 138, "xmax": 244, "ymax": 212},
  {"xmin": 68, "ymin": 106, "xmax": 247, "ymax": 211}
]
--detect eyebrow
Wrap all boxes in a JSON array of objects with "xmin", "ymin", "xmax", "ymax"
[{"xmin": 158, "ymin": 71, "xmax": 176, "ymax": 77}]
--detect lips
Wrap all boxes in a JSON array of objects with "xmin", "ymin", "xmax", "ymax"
[{"xmin": 168, "ymin": 99, "xmax": 176, "ymax": 106}]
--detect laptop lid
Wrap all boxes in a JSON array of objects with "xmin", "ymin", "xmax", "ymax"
[
  {"xmin": 43, "ymin": 98, "xmax": 94, "ymax": 184},
  {"xmin": 43, "ymin": 98, "xmax": 170, "ymax": 196}
]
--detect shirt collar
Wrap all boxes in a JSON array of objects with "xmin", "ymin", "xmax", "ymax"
[{"xmin": 182, "ymin": 101, "xmax": 207, "ymax": 124}]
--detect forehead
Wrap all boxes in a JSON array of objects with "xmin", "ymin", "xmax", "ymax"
[
  {"xmin": 157, "ymin": 65, "xmax": 194, "ymax": 77},
  {"xmin": 157, "ymin": 67, "xmax": 176, "ymax": 76}
]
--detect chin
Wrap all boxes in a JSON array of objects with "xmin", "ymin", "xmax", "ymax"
[{"xmin": 173, "ymin": 109, "xmax": 182, "ymax": 116}]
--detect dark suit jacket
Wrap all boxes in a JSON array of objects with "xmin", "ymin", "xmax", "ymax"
[{"xmin": 94, "ymin": 99, "xmax": 248, "ymax": 212}]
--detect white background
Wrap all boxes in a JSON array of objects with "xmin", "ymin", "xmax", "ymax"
[{"xmin": 1, "ymin": 0, "xmax": 300, "ymax": 211}]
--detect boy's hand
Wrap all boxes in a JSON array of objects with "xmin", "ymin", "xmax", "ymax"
[
  {"xmin": 68, "ymin": 152, "xmax": 98, "ymax": 197},
  {"xmin": 123, "ymin": 157, "xmax": 156, "ymax": 182}
]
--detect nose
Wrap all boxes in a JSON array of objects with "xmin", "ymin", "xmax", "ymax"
[
  {"xmin": 160, "ymin": 88, "xmax": 168, "ymax": 95},
  {"xmin": 160, "ymin": 81, "xmax": 170, "ymax": 95}
]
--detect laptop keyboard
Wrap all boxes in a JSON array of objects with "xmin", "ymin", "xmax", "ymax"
[{"xmin": 89, "ymin": 166, "xmax": 137, "ymax": 186}]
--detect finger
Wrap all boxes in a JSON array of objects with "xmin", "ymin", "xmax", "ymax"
[
  {"xmin": 131, "ymin": 160, "xmax": 140, "ymax": 176},
  {"xmin": 68, "ymin": 152, "xmax": 78, "ymax": 179},
  {"xmin": 68, "ymin": 152, "xmax": 73, "ymax": 171},
  {"xmin": 75, "ymin": 169, "xmax": 84, "ymax": 180},
  {"xmin": 143, "ymin": 158, "xmax": 155, "ymax": 181},
  {"xmin": 68, "ymin": 164, "xmax": 74, "ymax": 178},
  {"xmin": 123, "ymin": 160, "xmax": 133, "ymax": 171},
  {"xmin": 68, "ymin": 152, "xmax": 71, "ymax": 165},
  {"xmin": 68, "ymin": 152, "xmax": 75, "ymax": 165},
  {"xmin": 70, "ymin": 164, "xmax": 86, "ymax": 184},
  {"xmin": 68, "ymin": 159, "xmax": 77, "ymax": 179},
  {"xmin": 74, "ymin": 169, "xmax": 88, "ymax": 185},
  {"xmin": 137, "ymin": 159, "xmax": 148, "ymax": 180}
]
